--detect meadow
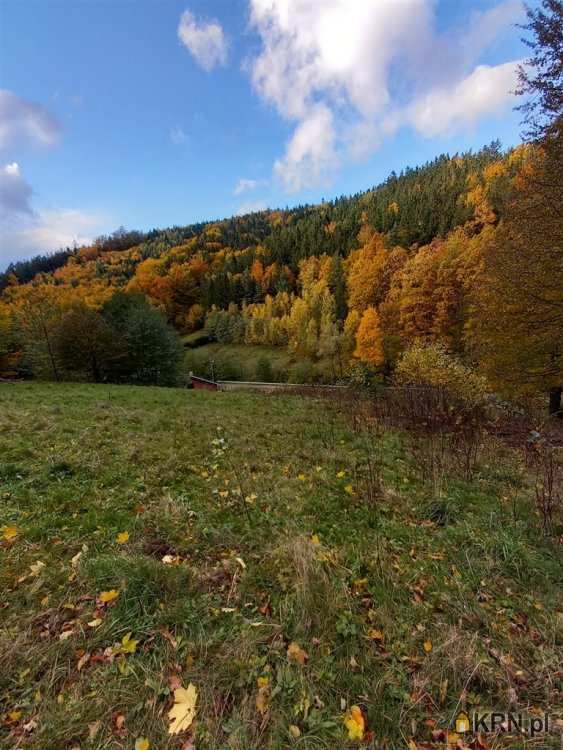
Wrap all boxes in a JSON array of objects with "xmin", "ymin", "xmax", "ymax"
[{"xmin": 0, "ymin": 383, "xmax": 561, "ymax": 749}]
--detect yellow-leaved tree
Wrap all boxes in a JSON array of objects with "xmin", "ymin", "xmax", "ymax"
[{"xmin": 354, "ymin": 307, "xmax": 385, "ymax": 368}]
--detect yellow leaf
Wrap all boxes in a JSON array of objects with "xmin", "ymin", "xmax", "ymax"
[
  {"xmin": 336, "ymin": 470, "xmax": 345, "ymax": 478},
  {"xmin": 289, "ymin": 724, "xmax": 301, "ymax": 738},
  {"xmin": 135, "ymin": 739, "xmax": 150, "ymax": 750},
  {"xmin": 256, "ymin": 680, "xmax": 269, "ymax": 715},
  {"xmin": 71, "ymin": 551, "xmax": 82, "ymax": 567},
  {"xmin": 423, "ymin": 640, "xmax": 433, "ymax": 653},
  {"xmin": 29, "ymin": 560, "xmax": 46, "ymax": 576},
  {"xmin": 99, "ymin": 589, "xmax": 119, "ymax": 603},
  {"xmin": 119, "ymin": 632, "xmax": 139, "ymax": 654},
  {"xmin": 116, "ymin": 531, "xmax": 129, "ymax": 544},
  {"xmin": 87, "ymin": 618, "xmax": 102, "ymax": 628},
  {"xmin": 287, "ymin": 641, "xmax": 308, "ymax": 665},
  {"xmin": 297, "ymin": 473, "xmax": 306, "ymax": 481},
  {"xmin": 344, "ymin": 705, "xmax": 365, "ymax": 741},
  {"xmin": 1, "ymin": 525, "xmax": 18, "ymax": 541},
  {"xmin": 344, "ymin": 484, "xmax": 355, "ymax": 495},
  {"xmin": 310, "ymin": 534, "xmax": 321, "ymax": 546},
  {"xmin": 168, "ymin": 683, "xmax": 197, "ymax": 735},
  {"xmin": 367, "ymin": 629, "xmax": 384, "ymax": 642}
]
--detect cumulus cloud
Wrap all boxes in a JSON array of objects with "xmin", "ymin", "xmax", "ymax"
[
  {"xmin": 407, "ymin": 62, "xmax": 520, "ymax": 137},
  {"xmin": 0, "ymin": 162, "xmax": 34, "ymax": 219},
  {"xmin": 0, "ymin": 162, "xmax": 104, "ymax": 269},
  {"xmin": 178, "ymin": 10, "xmax": 228, "ymax": 71},
  {"xmin": 247, "ymin": 0, "xmax": 524, "ymax": 191},
  {"xmin": 273, "ymin": 105, "xmax": 338, "ymax": 191},
  {"xmin": 0, "ymin": 90, "xmax": 62, "ymax": 152},
  {"xmin": 1, "ymin": 207, "xmax": 103, "ymax": 268}
]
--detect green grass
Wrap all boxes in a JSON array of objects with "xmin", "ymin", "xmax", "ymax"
[
  {"xmin": 184, "ymin": 343, "xmax": 341, "ymax": 384},
  {"xmin": 0, "ymin": 382, "xmax": 561, "ymax": 749}
]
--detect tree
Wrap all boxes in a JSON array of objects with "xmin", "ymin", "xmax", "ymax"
[
  {"xmin": 354, "ymin": 307, "xmax": 385, "ymax": 368},
  {"xmin": 119, "ymin": 299, "xmax": 184, "ymax": 386},
  {"xmin": 471, "ymin": 143, "xmax": 563, "ymax": 414},
  {"xmin": 515, "ymin": 0, "xmax": 563, "ymax": 140},
  {"xmin": 328, "ymin": 254, "xmax": 347, "ymax": 321},
  {"xmin": 56, "ymin": 303, "xmax": 124, "ymax": 382},
  {"xmin": 15, "ymin": 289, "xmax": 63, "ymax": 380}
]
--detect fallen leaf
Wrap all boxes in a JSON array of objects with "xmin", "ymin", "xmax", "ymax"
[
  {"xmin": 87, "ymin": 618, "xmax": 102, "ymax": 628},
  {"xmin": 77, "ymin": 652, "xmax": 90, "ymax": 671},
  {"xmin": 162, "ymin": 555, "xmax": 182, "ymax": 565},
  {"xmin": 135, "ymin": 739, "xmax": 150, "ymax": 750},
  {"xmin": 287, "ymin": 641, "xmax": 308, "ymax": 665},
  {"xmin": 256, "ymin": 677, "xmax": 269, "ymax": 715},
  {"xmin": 88, "ymin": 721, "xmax": 101, "ymax": 739},
  {"xmin": 289, "ymin": 724, "xmax": 301, "ymax": 738},
  {"xmin": 344, "ymin": 705, "xmax": 365, "ymax": 741},
  {"xmin": 168, "ymin": 683, "xmax": 197, "ymax": 735},
  {"xmin": 344, "ymin": 484, "xmax": 355, "ymax": 496},
  {"xmin": 29, "ymin": 561, "xmax": 46, "ymax": 577},
  {"xmin": 1, "ymin": 525, "xmax": 18, "ymax": 542},
  {"xmin": 423, "ymin": 640, "xmax": 433, "ymax": 653},
  {"xmin": 71, "ymin": 551, "xmax": 82, "ymax": 567},
  {"xmin": 367, "ymin": 629, "xmax": 384, "ymax": 642},
  {"xmin": 99, "ymin": 590, "xmax": 119, "ymax": 604},
  {"xmin": 118, "ymin": 632, "xmax": 139, "ymax": 654},
  {"xmin": 116, "ymin": 531, "xmax": 130, "ymax": 544}
]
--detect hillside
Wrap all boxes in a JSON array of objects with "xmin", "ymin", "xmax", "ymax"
[
  {"xmin": 1, "ymin": 382, "xmax": 560, "ymax": 748},
  {"xmin": 1, "ymin": 136, "xmax": 561, "ymax": 414}
]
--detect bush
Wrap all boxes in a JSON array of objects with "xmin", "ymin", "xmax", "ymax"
[
  {"xmin": 290, "ymin": 360, "xmax": 315, "ymax": 384},
  {"xmin": 255, "ymin": 356, "xmax": 274, "ymax": 382},
  {"xmin": 395, "ymin": 340, "xmax": 489, "ymax": 408}
]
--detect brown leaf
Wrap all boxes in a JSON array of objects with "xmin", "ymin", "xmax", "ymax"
[{"xmin": 287, "ymin": 641, "xmax": 308, "ymax": 665}]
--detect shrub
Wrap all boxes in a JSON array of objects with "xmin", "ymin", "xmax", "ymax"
[
  {"xmin": 395, "ymin": 340, "xmax": 489, "ymax": 408},
  {"xmin": 255, "ymin": 356, "xmax": 274, "ymax": 383}
]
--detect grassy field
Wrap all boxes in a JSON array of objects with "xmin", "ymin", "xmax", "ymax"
[
  {"xmin": 183, "ymin": 343, "xmax": 341, "ymax": 384},
  {"xmin": 0, "ymin": 383, "xmax": 561, "ymax": 749}
]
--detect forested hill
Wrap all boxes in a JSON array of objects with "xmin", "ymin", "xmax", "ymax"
[
  {"xmin": 2, "ymin": 135, "xmax": 560, "ymax": 411},
  {"xmin": 1, "ymin": 140, "xmax": 506, "ymax": 294}
]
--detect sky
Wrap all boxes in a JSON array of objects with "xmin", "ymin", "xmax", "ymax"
[{"xmin": 0, "ymin": 0, "xmax": 532, "ymax": 270}]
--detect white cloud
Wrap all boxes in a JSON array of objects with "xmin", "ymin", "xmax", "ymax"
[
  {"xmin": 0, "ymin": 162, "xmax": 34, "ymax": 219},
  {"xmin": 407, "ymin": 62, "xmax": 521, "ymax": 138},
  {"xmin": 0, "ymin": 162, "xmax": 104, "ymax": 269},
  {"xmin": 247, "ymin": 0, "xmax": 524, "ymax": 192},
  {"xmin": 170, "ymin": 125, "xmax": 188, "ymax": 144},
  {"xmin": 1, "ymin": 208, "xmax": 103, "ymax": 268},
  {"xmin": 234, "ymin": 177, "xmax": 268, "ymax": 195},
  {"xmin": 0, "ymin": 90, "xmax": 62, "ymax": 152},
  {"xmin": 178, "ymin": 10, "xmax": 228, "ymax": 71},
  {"xmin": 235, "ymin": 199, "xmax": 267, "ymax": 216},
  {"xmin": 274, "ymin": 105, "xmax": 338, "ymax": 191}
]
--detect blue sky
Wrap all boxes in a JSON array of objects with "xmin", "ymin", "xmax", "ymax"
[{"xmin": 0, "ymin": 0, "xmax": 530, "ymax": 269}]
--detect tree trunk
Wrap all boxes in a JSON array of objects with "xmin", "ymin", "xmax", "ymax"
[{"xmin": 549, "ymin": 387, "xmax": 562, "ymax": 418}]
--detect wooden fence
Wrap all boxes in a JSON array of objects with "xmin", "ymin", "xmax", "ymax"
[{"xmin": 189, "ymin": 373, "xmax": 349, "ymax": 395}]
